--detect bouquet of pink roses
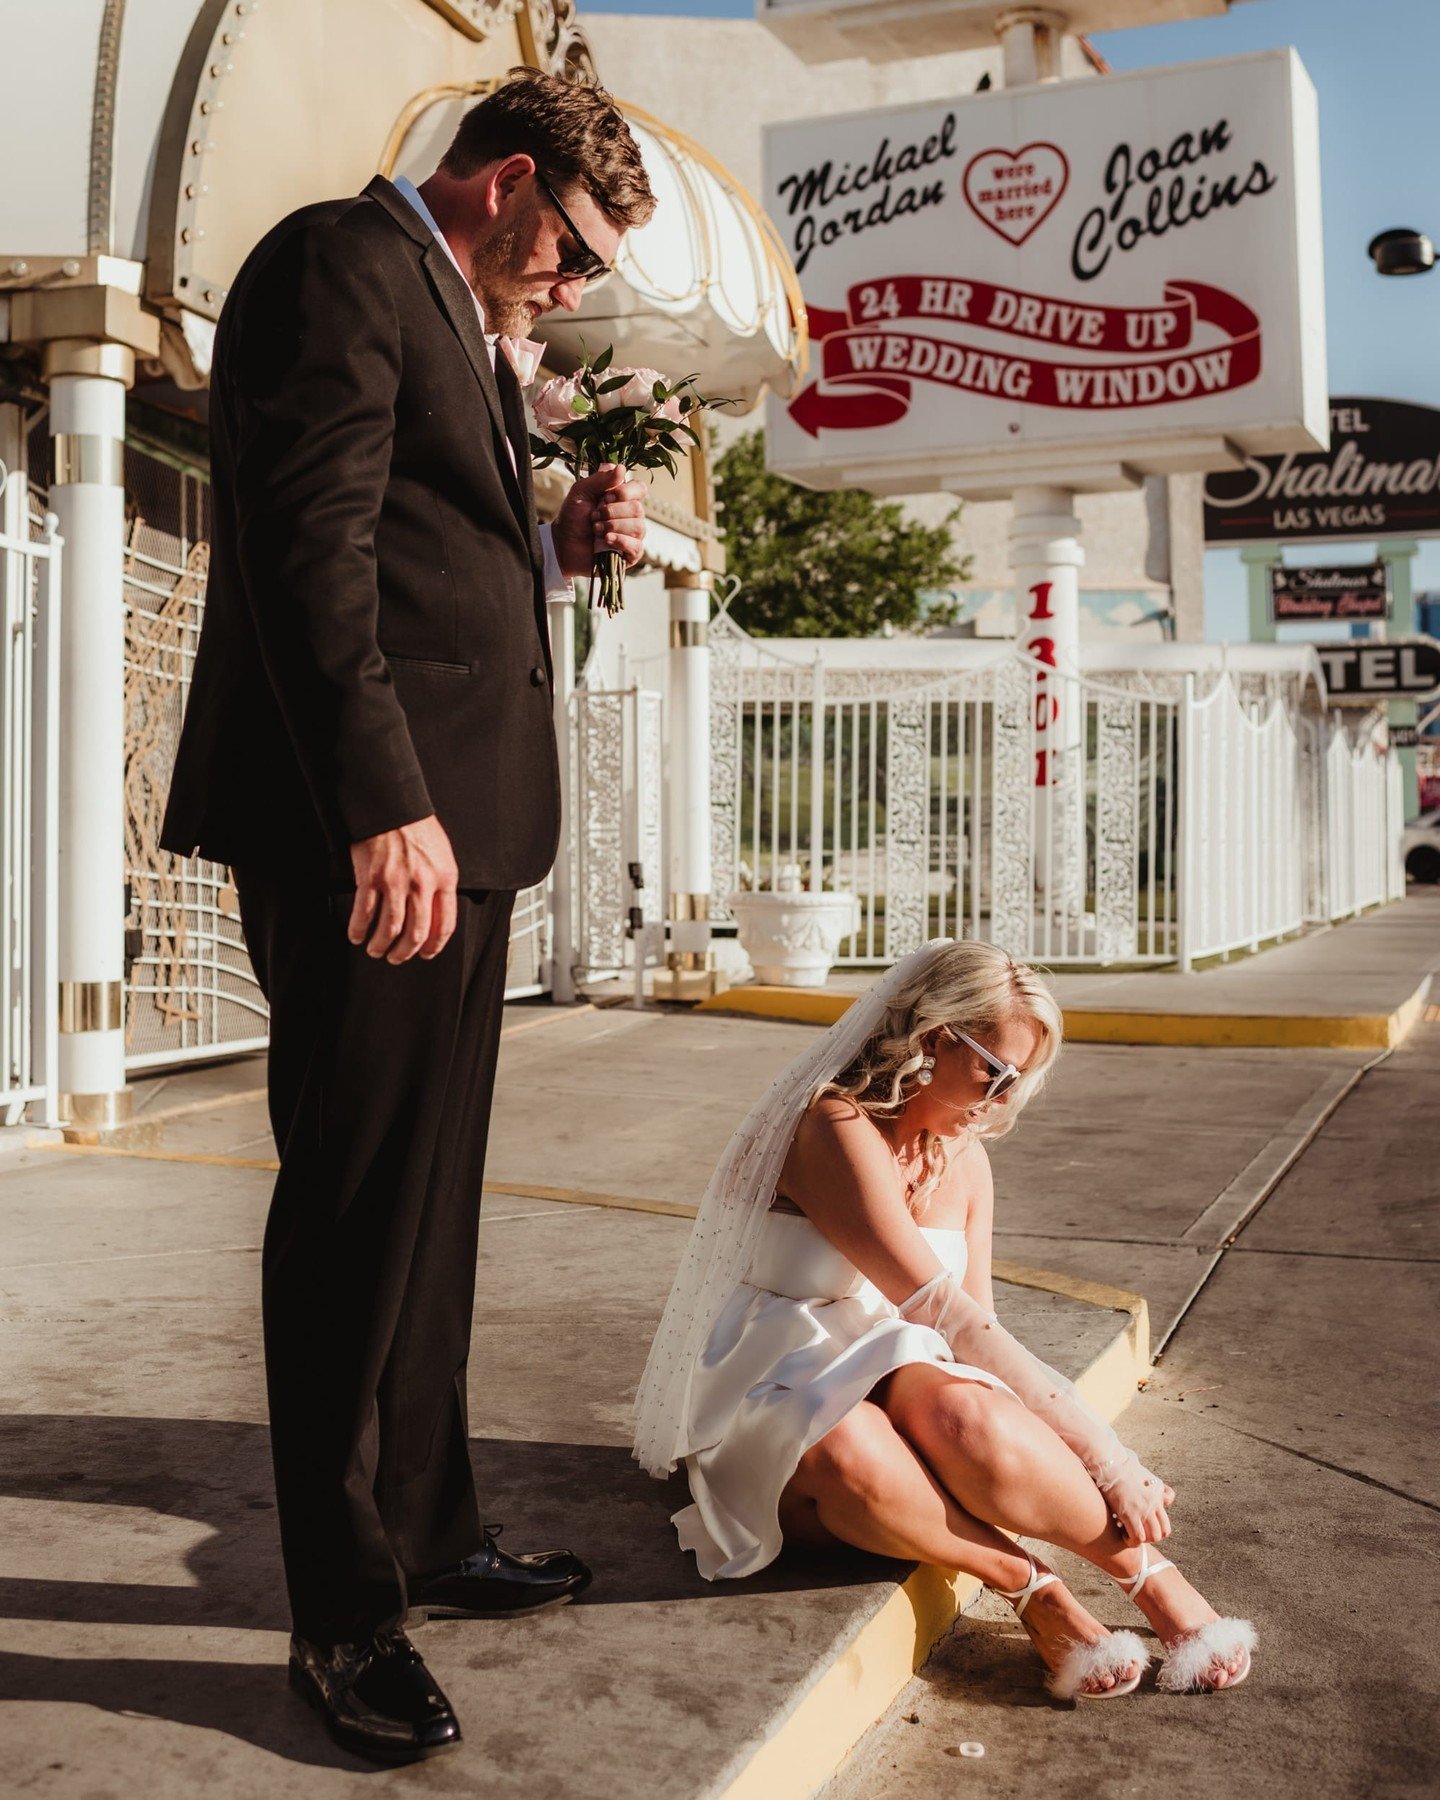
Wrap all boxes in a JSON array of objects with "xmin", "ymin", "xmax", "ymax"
[{"xmin": 529, "ymin": 344, "xmax": 733, "ymax": 616}]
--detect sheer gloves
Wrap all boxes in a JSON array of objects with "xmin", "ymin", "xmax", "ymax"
[{"xmin": 897, "ymin": 1270, "xmax": 1173, "ymax": 1544}]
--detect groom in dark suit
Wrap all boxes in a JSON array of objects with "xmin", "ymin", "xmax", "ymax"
[{"xmin": 160, "ymin": 71, "xmax": 654, "ymax": 1762}]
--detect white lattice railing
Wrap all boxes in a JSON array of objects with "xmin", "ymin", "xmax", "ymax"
[
  {"xmin": 0, "ymin": 505, "xmax": 61, "ymax": 1120},
  {"xmin": 113, "ymin": 440, "xmax": 557, "ymax": 1056}
]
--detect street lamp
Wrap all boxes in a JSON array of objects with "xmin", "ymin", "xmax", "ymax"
[{"xmin": 1367, "ymin": 228, "xmax": 1436, "ymax": 276}]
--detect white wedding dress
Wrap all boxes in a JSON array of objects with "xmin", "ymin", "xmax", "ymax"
[{"xmin": 671, "ymin": 1205, "xmax": 1009, "ymax": 1581}]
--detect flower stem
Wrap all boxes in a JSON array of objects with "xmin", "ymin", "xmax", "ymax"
[{"xmin": 590, "ymin": 548, "xmax": 626, "ymax": 616}]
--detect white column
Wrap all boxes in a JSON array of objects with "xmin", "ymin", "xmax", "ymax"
[
  {"xmin": 656, "ymin": 567, "xmax": 720, "ymax": 999},
  {"xmin": 995, "ymin": 6, "xmax": 1069, "ymax": 84},
  {"xmin": 547, "ymin": 584, "xmax": 577, "ymax": 1004},
  {"xmin": 1011, "ymin": 485, "xmax": 1085, "ymax": 913},
  {"xmin": 45, "ymin": 340, "xmax": 133, "ymax": 1127}
]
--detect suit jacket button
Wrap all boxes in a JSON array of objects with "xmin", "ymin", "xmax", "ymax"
[{"xmin": 530, "ymin": 665, "xmax": 546, "ymax": 687}]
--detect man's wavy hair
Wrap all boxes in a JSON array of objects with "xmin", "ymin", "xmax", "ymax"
[
  {"xmin": 440, "ymin": 68, "xmax": 656, "ymax": 232},
  {"xmin": 816, "ymin": 941, "xmax": 1063, "ymax": 1216}
]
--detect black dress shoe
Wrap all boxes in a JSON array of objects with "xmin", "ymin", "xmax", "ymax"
[
  {"xmin": 288, "ymin": 1625, "xmax": 461, "ymax": 1764},
  {"xmin": 408, "ymin": 1522, "xmax": 592, "ymax": 1621}
]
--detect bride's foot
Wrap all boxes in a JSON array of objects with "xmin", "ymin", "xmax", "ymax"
[
  {"xmin": 994, "ymin": 1555, "xmax": 1149, "ymax": 1700},
  {"xmin": 1114, "ymin": 1546, "xmax": 1255, "ymax": 1692}
]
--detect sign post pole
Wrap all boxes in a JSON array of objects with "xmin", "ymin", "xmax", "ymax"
[
  {"xmin": 1379, "ymin": 540, "xmax": 1420, "ymax": 817},
  {"xmin": 1241, "ymin": 543, "xmax": 1281, "ymax": 644},
  {"xmin": 1012, "ymin": 486, "xmax": 1084, "ymax": 916}
]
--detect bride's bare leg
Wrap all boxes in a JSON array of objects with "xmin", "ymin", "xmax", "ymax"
[
  {"xmin": 881, "ymin": 1365, "xmax": 1247, "ymax": 1689},
  {"xmin": 780, "ymin": 1399, "xmax": 1143, "ymax": 1694}
]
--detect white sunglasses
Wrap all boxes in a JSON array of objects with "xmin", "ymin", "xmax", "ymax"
[{"xmin": 940, "ymin": 1026, "xmax": 1021, "ymax": 1100}]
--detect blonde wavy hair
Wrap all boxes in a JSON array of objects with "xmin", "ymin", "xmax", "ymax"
[{"xmin": 816, "ymin": 940, "xmax": 1063, "ymax": 1216}]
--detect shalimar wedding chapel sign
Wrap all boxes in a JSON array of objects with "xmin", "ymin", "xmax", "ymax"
[
  {"xmin": 1204, "ymin": 397, "xmax": 1440, "ymax": 543},
  {"xmin": 763, "ymin": 51, "xmax": 1327, "ymax": 497}
]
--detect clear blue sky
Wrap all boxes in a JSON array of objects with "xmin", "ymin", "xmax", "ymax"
[{"xmin": 584, "ymin": 0, "xmax": 1440, "ymax": 637}]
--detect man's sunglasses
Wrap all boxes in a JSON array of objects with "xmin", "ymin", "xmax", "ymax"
[
  {"xmin": 535, "ymin": 172, "xmax": 613, "ymax": 286},
  {"xmin": 940, "ymin": 1026, "xmax": 1021, "ymax": 1100}
]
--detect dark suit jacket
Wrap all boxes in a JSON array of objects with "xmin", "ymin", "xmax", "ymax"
[{"xmin": 160, "ymin": 175, "xmax": 560, "ymax": 890}]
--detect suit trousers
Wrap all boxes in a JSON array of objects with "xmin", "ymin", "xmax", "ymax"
[{"xmin": 231, "ymin": 863, "xmax": 515, "ymax": 1646}]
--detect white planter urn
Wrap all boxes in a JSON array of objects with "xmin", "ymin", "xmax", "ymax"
[{"xmin": 728, "ymin": 867, "xmax": 860, "ymax": 987}]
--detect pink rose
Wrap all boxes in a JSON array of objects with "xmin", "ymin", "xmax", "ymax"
[
  {"xmin": 599, "ymin": 366, "xmax": 684, "ymax": 424},
  {"xmin": 532, "ymin": 373, "xmax": 588, "ymax": 441},
  {"xmin": 499, "ymin": 335, "xmax": 544, "ymax": 386}
]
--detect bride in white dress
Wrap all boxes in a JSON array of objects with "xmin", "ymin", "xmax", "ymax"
[{"xmin": 632, "ymin": 939, "xmax": 1255, "ymax": 1699}]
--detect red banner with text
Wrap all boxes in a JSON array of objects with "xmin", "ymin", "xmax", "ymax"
[{"xmin": 789, "ymin": 276, "xmax": 1262, "ymax": 437}]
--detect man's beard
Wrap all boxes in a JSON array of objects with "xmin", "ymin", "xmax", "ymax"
[{"xmin": 468, "ymin": 220, "xmax": 541, "ymax": 338}]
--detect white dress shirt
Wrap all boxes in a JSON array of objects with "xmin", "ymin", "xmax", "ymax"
[{"xmin": 393, "ymin": 175, "xmax": 571, "ymax": 603}]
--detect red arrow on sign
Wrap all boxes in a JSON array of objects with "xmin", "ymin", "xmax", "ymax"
[{"xmin": 786, "ymin": 378, "xmax": 910, "ymax": 438}]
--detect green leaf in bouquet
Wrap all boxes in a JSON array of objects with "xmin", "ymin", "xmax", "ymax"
[
  {"xmin": 592, "ymin": 344, "xmax": 614, "ymax": 375},
  {"xmin": 597, "ymin": 373, "xmax": 632, "ymax": 394},
  {"xmin": 570, "ymin": 394, "xmax": 593, "ymax": 415}
]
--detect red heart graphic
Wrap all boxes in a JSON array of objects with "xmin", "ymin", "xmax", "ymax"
[{"xmin": 962, "ymin": 143, "xmax": 1069, "ymax": 247}]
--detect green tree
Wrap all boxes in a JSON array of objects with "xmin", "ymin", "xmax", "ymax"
[{"xmin": 712, "ymin": 428, "xmax": 969, "ymax": 637}]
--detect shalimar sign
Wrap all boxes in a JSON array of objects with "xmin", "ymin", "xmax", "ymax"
[
  {"xmin": 763, "ymin": 50, "xmax": 1326, "ymax": 498},
  {"xmin": 1204, "ymin": 397, "xmax": 1440, "ymax": 544}
]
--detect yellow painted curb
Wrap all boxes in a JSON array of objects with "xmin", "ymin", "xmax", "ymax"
[
  {"xmin": 719, "ymin": 1272, "xmax": 1149, "ymax": 1800},
  {"xmin": 697, "ymin": 986, "xmax": 853, "ymax": 1028},
  {"xmin": 699, "ymin": 978, "xmax": 1432, "ymax": 1050},
  {"xmin": 719, "ymin": 1560, "xmax": 985, "ymax": 1800},
  {"xmin": 31, "ymin": 1143, "xmax": 702, "ymax": 1216}
]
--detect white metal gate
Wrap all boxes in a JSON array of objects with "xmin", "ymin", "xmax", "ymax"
[
  {"xmin": 708, "ymin": 611, "xmax": 1400, "ymax": 971},
  {"xmin": 0, "ymin": 495, "xmax": 61, "ymax": 1122},
  {"xmin": 1318, "ymin": 710, "xmax": 1406, "ymax": 920},
  {"xmin": 570, "ymin": 684, "xmax": 664, "ymax": 981},
  {"xmin": 710, "ymin": 613, "xmax": 1183, "ymax": 967}
]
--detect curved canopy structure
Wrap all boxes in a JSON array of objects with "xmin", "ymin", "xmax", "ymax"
[{"xmin": 0, "ymin": 0, "xmax": 803, "ymax": 412}]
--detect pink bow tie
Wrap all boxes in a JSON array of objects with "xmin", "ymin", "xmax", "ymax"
[{"xmin": 498, "ymin": 336, "xmax": 544, "ymax": 386}]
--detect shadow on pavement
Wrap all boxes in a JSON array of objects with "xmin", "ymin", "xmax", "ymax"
[{"xmin": 0, "ymin": 1414, "xmax": 899, "ymax": 1762}]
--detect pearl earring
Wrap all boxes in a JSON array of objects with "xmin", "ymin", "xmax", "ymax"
[{"xmin": 916, "ymin": 1054, "xmax": 936, "ymax": 1087}]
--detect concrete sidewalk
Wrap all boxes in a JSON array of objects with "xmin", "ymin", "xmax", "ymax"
[
  {"xmin": 0, "ymin": 1014, "xmax": 1140, "ymax": 1800},
  {"xmin": 706, "ymin": 888, "xmax": 1440, "ymax": 1048},
  {"xmin": 2, "ymin": 894, "xmax": 1432, "ymax": 1795}
]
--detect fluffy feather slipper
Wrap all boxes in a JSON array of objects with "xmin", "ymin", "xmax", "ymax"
[
  {"xmin": 1157, "ymin": 1618, "xmax": 1257, "ymax": 1693},
  {"xmin": 1048, "ymin": 1630, "xmax": 1151, "ymax": 1701}
]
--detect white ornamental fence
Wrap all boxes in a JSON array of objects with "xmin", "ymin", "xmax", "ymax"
[
  {"xmin": 707, "ymin": 613, "xmax": 1402, "ymax": 972},
  {"xmin": 0, "ymin": 503, "xmax": 61, "ymax": 1122},
  {"xmin": 570, "ymin": 683, "xmax": 664, "ymax": 982}
]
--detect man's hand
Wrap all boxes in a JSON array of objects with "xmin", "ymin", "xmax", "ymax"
[
  {"xmin": 348, "ymin": 815, "xmax": 459, "ymax": 963},
  {"xmin": 553, "ymin": 463, "xmax": 646, "ymax": 577}
]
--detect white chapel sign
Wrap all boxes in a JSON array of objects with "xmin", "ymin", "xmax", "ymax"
[{"xmin": 763, "ymin": 50, "xmax": 1327, "ymax": 497}]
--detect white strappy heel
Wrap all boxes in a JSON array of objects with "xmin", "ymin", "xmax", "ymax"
[
  {"xmin": 995, "ymin": 1554, "xmax": 1150, "ymax": 1701},
  {"xmin": 1116, "ymin": 1544, "xmax": 1256, "ymax": 1693}
]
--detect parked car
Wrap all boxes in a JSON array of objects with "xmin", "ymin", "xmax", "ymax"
[{"xmin": 1403, "ymin": 809, "xmax": 1440, "ymax": 883}]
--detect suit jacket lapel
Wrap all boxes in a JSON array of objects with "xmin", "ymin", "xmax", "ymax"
[
  {"xmin": 420, "ymin": 244, "xmax": 524, "ymax": 488},
  {"xmin": 495, "ymin": 353, "xmax": 544, "ymax": 568},
  {"xmin": 362, "ymin": 176, "xmax": 542, "ymax": 568}
]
